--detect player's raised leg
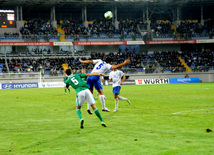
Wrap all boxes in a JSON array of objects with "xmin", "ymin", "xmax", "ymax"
[
  {"xmin": 85, "ymin": 89, "xmax": 107, "ymax": 127},
  {"xmin": 87, "ymin": 103, "xmax": 93, "ymax": 115},
  {"xmin": 96, "ymin": 91, "xmax": 99, "ymax": 100},
  {"xmin": 97, "ymin": 89, "xmax": 110, "ymax": 112},
  {"xmin": 118, "ymin": 96, "xmax": 131, "ymax": 105},
  {"xmin": 91, "ymin": 104, "xmax": 107, "ymax": 127}
]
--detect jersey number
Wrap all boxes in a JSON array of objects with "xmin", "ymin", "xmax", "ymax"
[
  {"xmin": 71, "ymin": 77, "xmax": 79, "ymax": 85},
  {"xmin": 96, "ymin": 62, "xmax": 105, "ymax": 70}
]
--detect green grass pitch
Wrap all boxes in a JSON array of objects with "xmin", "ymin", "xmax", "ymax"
[{"xmin": 0, "ymin": 83, "xmax": 214, "ymax": 154}]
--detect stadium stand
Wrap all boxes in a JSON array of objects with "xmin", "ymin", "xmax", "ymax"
[{"xmin": 1, "ymin": 0, "xmax": 214, "ymax": 77}]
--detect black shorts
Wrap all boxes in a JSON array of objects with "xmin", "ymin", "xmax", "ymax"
[{"xmin": 66, "ymin": 84, "xmax": 69, "ymax": 88}]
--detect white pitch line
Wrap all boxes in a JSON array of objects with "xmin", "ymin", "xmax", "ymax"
[
  {"xmin": 0, "ymin": 108, "xmax": 214, "ymax": 124},
  {"xmin": 171, "ymin": 108, "xmax": 214, "ymax": 115}
]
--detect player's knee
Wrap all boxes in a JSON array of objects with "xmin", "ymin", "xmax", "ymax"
[
  {"xmin": 76, "ymin": 106, "xmax": 81, "ymax": 110},
  {"xmin": 114, "ymin": 95, "xmax": 118, "ymax": 99},
  {"xmin": 91, "ymin": 104, "xmax": 96, "ymax": 110}
]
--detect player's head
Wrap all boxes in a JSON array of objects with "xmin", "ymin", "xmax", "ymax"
[
  {"xmin": 81, "ymin": 68, "xmax": 86, "ymax": 74},
  {"xmin": 112, "ymin": 66, "xmax": 117, "ymax": 71},
  {"xmin": 106, "ymin": 57, "xmax": 113, "ymax": 64},
  {"xmin": 65, "ymin": 68, "xmax": 72, "ymax": 76}
]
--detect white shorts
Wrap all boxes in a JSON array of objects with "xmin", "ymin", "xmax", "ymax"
[{"xmin": 76, "ymin": 89, "xmax": 96, "ymax": 107}]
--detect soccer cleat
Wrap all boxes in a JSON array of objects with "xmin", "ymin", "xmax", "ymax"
[
  {"xmin": 113, "ymin": 108, "xmax": 118, "ymax": 112},
  {"xmin": 80, "ymin": 119, "xmax": 84, "ymax": 129},
  {"xmin": 69, "ymin": 92, "xmax": 71, "ymax": 94},
  {"xmin": 87, "ymin": 109, "xmax": 93, "ymax": 115},
  {"xmin": 102, "ymin": 107, "xmax": 110, "ymax": 112},
  {"xmin": 64, "ymin": 93, "xmax": 67, "ymax": 95},
  {"xmin": 101, "ymin": 122, "xmax": 107, "ymax": 127},
  {"xmin": 127, "ymin": 98, "xmax": 131, "ymax": 105}
]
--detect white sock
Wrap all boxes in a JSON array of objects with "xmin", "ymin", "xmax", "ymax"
[
  {"xmin": 87, "ymin": 103, "xmax": 90, "ymax": 110},
  {"xmin": 118, "ymin": 96, "xmax": 127, "ymax": 101},
  {"xmin": 96, "ymin": 92, "xmax": 99, "ymax": 99},
  {"xmin": 100, "ymin": 95, "xmax": 106, "ymax": 109},
  {"xmin": 115, "ymin": 98, "xmax": 119, "ymax": 109}
]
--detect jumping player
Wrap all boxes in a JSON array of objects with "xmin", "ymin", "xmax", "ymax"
[
  {"xmin": 64, "ymin": 68, "xmax": 107, "ymax": 129},
  {"xmin": 79, "ymin": 57, "xmax": 130, "ymax": 112},
  {"xmin": 109, "ymin": 68, "xmax": 131, "ymax": 112}
]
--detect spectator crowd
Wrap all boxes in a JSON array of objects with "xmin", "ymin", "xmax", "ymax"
[
  {"xmin": 1, "ymin": 18, "xmax": 214, "ymax": 41},
  {"xmin": 1, "ymin": 49, "xmax": 213, "ymax": 74}
]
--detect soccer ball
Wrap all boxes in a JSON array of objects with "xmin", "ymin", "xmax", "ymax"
[{"xmin": 104, "ymin": 11, "xmax": 113, "ymax": 19}]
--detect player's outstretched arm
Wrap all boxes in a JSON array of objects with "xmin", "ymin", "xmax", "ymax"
[
  {"xmin": 79, "ymin": 59, "xmax": 93, "ymax": 64},
  {"xmin": 111, "ymin": 59, "xmax": 130, "ymax": 70},
  {"xmin": 120, "ymin": 75, "xmax": 126, "ymax": 85},
  {"xmin": 86, "ymin": 72, "xmax": 105, "ymax": 77}
]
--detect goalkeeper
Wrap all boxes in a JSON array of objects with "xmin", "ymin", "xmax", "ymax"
[{"xmin": 64, "ymin": 68, "xmax": 107, "ymax": 129}]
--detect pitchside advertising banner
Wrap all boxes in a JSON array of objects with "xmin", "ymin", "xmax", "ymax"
[
  {"xmin": 136, "ymin": 79, "xmax": 169, "ymax": 85},
  {"xmin": 0, "ymin": 78, "xmax": 201, "ymax": 89},
  {"xmin": 1, "ymin": 83, "xmax": 38, "ymax": 89},
  {"xmin": 135, "ymin": 78, "xmax": 200, "ymax": 85},
  {"xmin": 38, "ymin": 82, "xmax": 65, "ymax": 88},
  {"xmin": 169, "ymin": 78, "xmax": 200, "ymax": 83},
  {"xmin": 103, "ymin": 80, "xmax": 136, "ymax": 86}
]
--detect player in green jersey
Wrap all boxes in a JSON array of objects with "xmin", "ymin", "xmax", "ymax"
[
  {"xmin": 65, "ymin": 68, "xmax": 107, "ymax": 129},
  {"xmin": 81, "ymin": 68, "xmax": 105, "ymax": 115},
  {"xmin": 81, "ymin": 68, "xmax": 93, "ymax": 115},
  {"xmin": 63, "ymin": 72, "xmax": 71, "ymax": 94}
]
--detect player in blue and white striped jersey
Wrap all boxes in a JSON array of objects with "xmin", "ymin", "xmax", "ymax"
[{"xmin": 79, "ymin": 57, "xmax": 130, "ymax": 113}]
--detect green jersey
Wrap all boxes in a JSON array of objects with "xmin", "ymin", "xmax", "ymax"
[
  {"xmin": 63, "ymin": 76, "xmax": 68, "ymax": 82},
  {"xmin": 65, "ymin": 74, "xmax": 90, "ymax": 94},
  {"xmin": 81, "ymin": 76, "xmax": 87, "ymax": 82}
]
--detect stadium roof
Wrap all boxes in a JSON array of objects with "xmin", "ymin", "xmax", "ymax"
[{"xmin": 1, "ymin": 0, "xmax": 214, "ymax": 8}]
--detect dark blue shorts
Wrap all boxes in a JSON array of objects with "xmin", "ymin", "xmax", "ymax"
[
  {"xmin": 87, "ymin": 76, "xmax": 103, "ymax": 91},
  {"xmin": 113, "ymin": 86, "xmax": 121, "ymax": 95}
]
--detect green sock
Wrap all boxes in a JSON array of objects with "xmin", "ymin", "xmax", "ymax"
[
  {"xmin": 64, "ymin": 89, "xmax": 67, "ymax": 93},
  {"xmin": 76, "ymin": 109, "xmax": 82, "ymax": 120},
  {"xmin": 94, "ymin": 109, "xmax": 104, "ymax": 122},
  {"xmin": 68, "ymin": 88, "xmax": 70, "ymax": 92}
]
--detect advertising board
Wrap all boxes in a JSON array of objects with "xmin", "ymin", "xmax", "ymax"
[{"xmin": 1, "ymin": 83, "xmax": 38, "ymax": 89}]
